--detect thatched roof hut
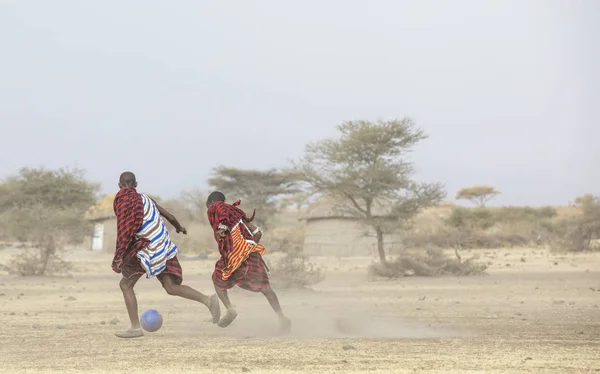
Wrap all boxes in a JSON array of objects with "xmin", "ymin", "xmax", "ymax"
[
  {"xmin": 84, "ymin": 194, "xmax": 116, "ymax": 252},
  {"xmin": 300, "ymin": 196, "xmax": 394, "ymax": 221},
  {"xmin": 85, "ymin": 194, "xmax": 116, "ymax": 221}
]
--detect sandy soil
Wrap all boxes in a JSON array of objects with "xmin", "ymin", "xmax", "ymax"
[{"xmin": 0, "ymin": 248, "xmax": 599, "ymax": 373}]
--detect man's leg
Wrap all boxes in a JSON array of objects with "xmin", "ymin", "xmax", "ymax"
[
  {"xmin": 115, "ymin": 274, "xmax": 144, "ymax": 338},
  {"xmin": 214, "ymin": 283, "xmax": 238, "ymax": 328},
  {"xmin": 159, "ymin": 274, "xmax": 221, "ymax": 323},
  {"xmin": 262, "ymin": 286, "xmax": 291, "ymax": 334}
]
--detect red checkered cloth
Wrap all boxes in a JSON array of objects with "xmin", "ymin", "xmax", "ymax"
[
  {"xmin": 111, "ymin": 187, "xmax": 182, "ymax": 284},
  {"xmin": 207, "ymin": 201, "xmax": 270, "ymax": 292}
]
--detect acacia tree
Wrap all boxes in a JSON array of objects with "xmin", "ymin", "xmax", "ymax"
[
  {"xmin": 207, "ymin": 167, "xmax": 301, "ymax": 229},
  {"xmin": 455, "ymin": 185, "xmax": 500, "ymax": 207},
  {"xmin": 0, "ymin": 167, "xmax": 99, "ymax": 275},
  {"xmin": 296, "ymin": 118, "xmax": 445, "ymax": 264},
  {"xmin": 279, "ymin": 191, "xmax": 312, "ymax": 213}
]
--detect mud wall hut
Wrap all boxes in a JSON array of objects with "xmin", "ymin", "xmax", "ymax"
[
  {"xmin": 84, "ymin": 194, "xmax": 117, "ymax": 252},
  {"xmin": 301, "ymin": 198, "xmax": 403, "ymax": 257}
]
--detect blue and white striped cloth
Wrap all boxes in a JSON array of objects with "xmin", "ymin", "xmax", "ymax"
[{"xmin": 135, "ymin": 193, "xmax": 178, "ymax": 278}]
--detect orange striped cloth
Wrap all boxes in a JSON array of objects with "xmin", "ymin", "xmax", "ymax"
[{"xmin": 221, "ymin": 221, "xmax": 266, "ymax": 281}]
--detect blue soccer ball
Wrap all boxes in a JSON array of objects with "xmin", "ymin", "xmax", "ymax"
[{"xmin": 140, "ymin": 309, "xmax": 163, "ymax": 332}]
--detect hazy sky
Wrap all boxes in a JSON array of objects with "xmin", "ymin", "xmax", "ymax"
[{"xmin": 1, "ymin": 1, "xmax": 598, "ymax": 206}]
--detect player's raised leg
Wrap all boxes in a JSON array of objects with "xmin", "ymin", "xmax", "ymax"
[{"xmin": 159, "ymin": 273, "xmax": 221, "ymax": 324}]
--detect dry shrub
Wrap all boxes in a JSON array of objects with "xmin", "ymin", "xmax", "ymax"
[
  {"xmin": 551, "ymin": 194, "xmax": 600, "ymax": 252},
  {"xmin": 9, "ymin": 244, "xmax": 72, "ymax": 276},
  {"xmin": 405, "ymin": 206, "xmax": 559, "ymax": 250},
  {"xmin": 269, "ymin": 251, "xmax": 324, "ymax": 289},
  {"xmin": 262, "ymin": 224, "xmax": 305, "ymax": 254},
  {"xmin": 369, "ymin": 248, "xmax": 487, "ymax": 278},
  {"xmin": 552, "ymin": 218, "xmax": 599, "ymax": 252},
  {"xmin": 402, "ymin": 225, "xmax": 466, "ymax": 249}
]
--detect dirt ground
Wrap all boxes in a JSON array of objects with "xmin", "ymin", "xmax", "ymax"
[{"xmin": 0, "ymin": 248, "xmax": 599, "ymax": 373}]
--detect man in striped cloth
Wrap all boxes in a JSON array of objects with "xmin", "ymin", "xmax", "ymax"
[
  {"xmin": 206, "ymin": 191, "xmax": 291, "ymax": 333},
  {"xmin": 112, "ymin": 172, "xmax": 220, "ymax": 338}
]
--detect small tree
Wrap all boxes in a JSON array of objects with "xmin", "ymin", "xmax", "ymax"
[
  {"xmin": 207, "ymin": 167, "xmax": 301, "ymax": 229},
  {"xmin": 556, "ymin": 194, "xmax": 600, "ymax": 251},
  {"xmin": 455, "ymin": 185, "xmax": 500, "ymax": 207},
  {"xmin": 0, "ymin": 167, "xmax": 99, "ymax": 275},
  {"xmin": 296, "ymin": 118, "xmax": 445, "ymax": 264},
  {"xmin": 577, "ymin": 194, "xmax": 600, "ymax": 249}
]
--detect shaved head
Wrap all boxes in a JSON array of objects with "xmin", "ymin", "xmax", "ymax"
[
  {"xmin": 119, "ymin": 171, "xmax": 137, "ymax": 188},
  {"xmin": 206, "ymin": 191, "xmax": 226, "ymax": 207}
]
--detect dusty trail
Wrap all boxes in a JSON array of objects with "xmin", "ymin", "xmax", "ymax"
[{"xmin": 0, "ymin": 249, "xmax": 599, "ymax": 373}]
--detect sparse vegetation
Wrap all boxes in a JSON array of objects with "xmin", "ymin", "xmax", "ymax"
[
  {"xmin": 368, "ymin": 248, "xmax": 488, "ymax": 278},
  {"xmin": 207, "ymin": 167, "xmax": 302, "ymax": 229},
  {"xmin": 269, "ymin": 251, "xmax": 324, "ymax": 289},
  {"xmin": 0, "ymin": 168, "xmax": 99, "ymax": 276},
  {"xmin": 552, "ymin": 194, "xmax": 600, "ymax": 252},
  {"xmin": 404, "ymin": 206, "xmax": 560, "ymax": 250},
  {"xmin": 157, "ymin": 195, "xmax": 215, "ymax": 255},
  {"xmin": 0, "ymin": 127, "xmax": 594, "ymax": 281},
  {"xmin": 9, "ymin": 243, "xmax": 73, "ymax": 277},
  {"xmin": 296, "ymin": 118, "xmax": 445, "ymax": 264},
  {"xmin": 262, "ymin": 225, "xmax": 305, "ymax": 254}
]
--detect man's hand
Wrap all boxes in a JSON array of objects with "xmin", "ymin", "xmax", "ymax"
[
  {"xmin": 153, "ymin": 199, "xmax": 187, "ymax": 236},
  {"xmin": 254, "ymin": 231, "xmax": 262, "ymax": 244},
  {"xmin": 245, "ymin": 221, "xmax": 262, "ymax": 243},
  {"xmin": 215, "ymin": 229, "xmax": 226, "ymax": 241}
]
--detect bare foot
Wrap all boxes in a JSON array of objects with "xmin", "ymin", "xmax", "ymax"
[
  {"xmin": 208, "ymin": 294, "xmax": 221, "ymax": 324},
  {"xmin": 217, "ymin": 309, "xmax": 238, "ymax": 328},
  {"xmin": 115, "ymin": 328, "xmax": 144, "ymax": 339},
  {"xmin": 279, "ymin": 317, "xmax": 291, "ymax": 335}
]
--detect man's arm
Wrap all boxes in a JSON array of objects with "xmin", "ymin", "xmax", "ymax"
[
  {"xmin": 244, "ymin": 220, "xmax": 263, "ymax": 244},
  {"xmin": 207, "ymin": 203, "xmax": 231, "ymax": 241},
  {"xmin": 151, "ymin": 198, "xmax": 187, "ymax": 235}
]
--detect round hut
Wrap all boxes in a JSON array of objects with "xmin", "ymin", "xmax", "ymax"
[
  {"xmin": 301, "ymin": 197, "xmax": 403, "ymax": 257},
  {"xmin": 84, "ymin": 194, "xmax": 117, "ymax": 252}
]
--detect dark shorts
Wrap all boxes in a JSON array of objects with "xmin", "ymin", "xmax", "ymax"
[
  {"xmin": 212, "ymin": 252, "xmax": 270, "ymax": 292},
  {"xmin": 122, "ymin": 255, "xmax": 183, "ymax": 285}
]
